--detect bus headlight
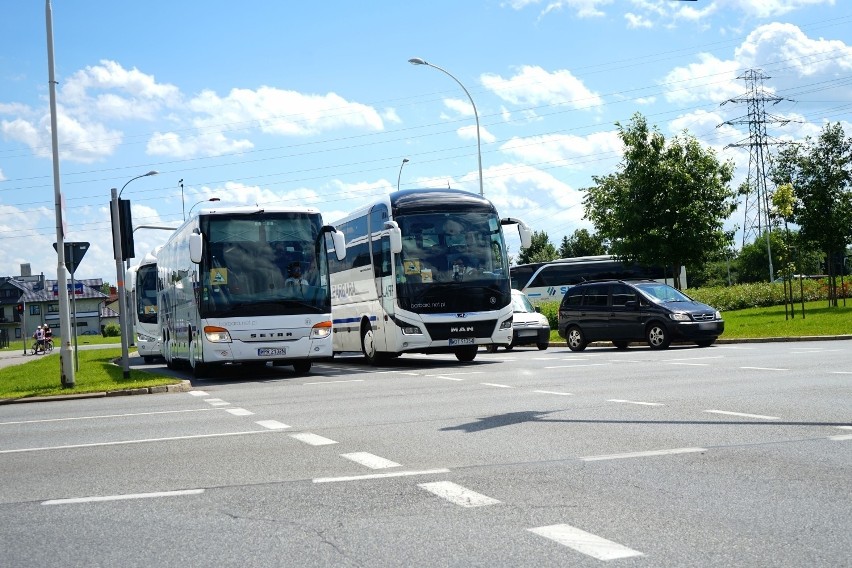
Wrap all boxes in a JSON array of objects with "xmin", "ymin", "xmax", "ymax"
[
  {"xmin": 137, "ymin": 332, "xmax": 157, "ymax": 342},
  {"xmin": 401, "ymin": 324, "xmax": 422, "ymax": 335},
  {"xmin": 311, "ymin": 320, "xmax": 333, "ymax": 339},
  {"xmin": 499, "ymin": 316, "xmax": 513, "ymax": 330},
  {"xmin": 203, "ymin": 326, "xmax": 232, "ymax": 343}
]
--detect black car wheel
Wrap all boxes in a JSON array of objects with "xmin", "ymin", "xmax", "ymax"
[
  {"xmin": 566, "ymin": 326, "xmax": 587, "ymax": 352},
  {"xmin": 612, "ymin": 340, "xmax": 630, "ymax": 350},
  {"xmin": 646, "ymin": 323, "xmax": 671, "ymax": 350},
  {"xmin": 695, "ymin": 339, "xmax": 716, "ymax": 347}
]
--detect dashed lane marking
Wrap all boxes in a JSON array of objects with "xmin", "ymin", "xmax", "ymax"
[
  {"xmin": 544, "ymin": 363, "xmax": 609, "ymax": 369},
  {"xmin": 533, "ymin": 390, "xmax": 573, "ymax": 396},
  {"xmin": 739, "ymin": 366, "xmax": 789, "ymax": 371},
  {"xmin": 255, "ymin": 420, "xmax": 290, "ymax": 430},
  {"xmin": 480, "ymin": 382, "xmax": 514, "ymax": 388},
  {"xmin": 608, "ymin": 399, "xmax": 664, "ymax": 406},
  {"xmin": 418, "ymin": 481, "xmax": 501, "ymax": 508},
  {"xmin": 829, "ymin": 434, "xmax": 852, "ymax": 441},
  {"xmin": 188, "ymin": 391, "xmax": 209, "ymax": 396},
  {"xmin": 705, "ymin": 410, "xmax": 780, "ymax": 420},
  {"xmin": 290, "ymin": 433, "xmax": 338, "ymax": 446},
  {"xmin": 528, "ymin": 524, "xmax": 644, "ymax": 561},
  {"xmin": 313, "ymin": 469, "xmax": 450, "ymax": 483},
  {"xmin": 43, "ymin": 489, "xmax": 204, "ymax": 506},
  {"xmin": 341, "ymin": 452, "xmax": 401, "ymax": 469},
  {"xmin": 204, "ymin": 398, "xmax": 230, "ymax": 407},
  {"xmin": 226, "ymin": 408, "xmax": 254, "ymax": 416},
  {"xmin": 581, "ymin": 447, "xmax": 706, "ymax": 462},
  {"xmin": 302, "ymin": 379, "xmax": 364, "ymax": 385}
]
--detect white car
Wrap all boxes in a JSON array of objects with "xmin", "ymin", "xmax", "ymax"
[{"xmin": 486, "ymin": 289, "xmax": 551, "ymax": 352}]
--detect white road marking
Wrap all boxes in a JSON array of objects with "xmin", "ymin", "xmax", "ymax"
[
  {"xmin": 43, "ymin": 489, "xmax": 204, "ymax": 506},
  {"xmin": 705, "ymin": 410, "xmax": 780, "ymax": 420},
  {"xmin": 425, "ymin": 371, "xmax": 484, "ymax": 376},
  {"xmin": 418, "ymin": 481, "xmax": 501, "ymax": 508},
  {"xmin": 669, "ymin": 362, "xmax": 710, "ymax": 366},
  {"xmin": 831, "ymin": 371, "xmax": 852, "ymax": 375},
  {"xmin": 0, "ymin": 408, "xmax": 213, "ymax": 426},
  {"xmin": 608, "ymin": 399, "xmax": 664, "ymax": 406},
  {"xmin": 303, "ymin": 379, "xmax": 364, "ymax": 385},
  {"xmin": 480, "ymin": 382, "xmax": 514, "ymax": 388},
  {"xmin": 225, "ymin": 408, "xmax": 254, "ymax": 416},
  {"xmin": 829, "ymin": 434, "xmax": 852, "ymax": 441},
  {"xmin": 204, "ymin": 398, "xmax": 230, "ymax": 406},
  {"xmin": 188, "ymin": 390, "xmax": 209, "ymax": 396},
  {"xmin": 341, "ymin": 452, "xmax": 401, "ymax": 469},
  {"xmin": 534, "ymin": 390, "xmax": 573, "ymax": 396},
  {"xmin": 667, "ymin": 356, "xmax": 724, "ymax": 361},
  {"xmin": 313, "ymin": 468, "xmax": 450, "ymax": 483},
  {"xmin": 255, "ymin": 420, "xmax": 290, "ymax": 430},
  {"xmin": 528, "ymin": 524, "xmax": 644, "ymax": 560},
  {"xmin": 835, "ymin": 426, "xmax": 852, "ymax": 430},
  {"xmin": 0, "ymin": 430, "xmax": 277, "ymax": 454},
  {"xmin": 544, "ymin": 363, "xmax": 609, "ymax": 369},
  {"xmin": 739, "ymin": 366, "xmax": 788, "ymax": 371},
  {"xmin": 433, "ymin": 376, "xmax": 465, "ymax": 381},
  {"xmin": 581, "ymin": 447, "xmax": 706, "ymax": 461},
  {"xmin": 290, "ymin": 433, "xmax": 338, "ymax": 446}
]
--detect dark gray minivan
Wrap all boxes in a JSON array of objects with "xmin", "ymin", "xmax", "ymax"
[{"xmin": 557, "ymin": 279, "xmax": 724, "ymax": 351}]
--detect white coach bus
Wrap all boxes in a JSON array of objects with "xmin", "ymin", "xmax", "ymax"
[
  {"xmin": 128, "ymin": 247, "xmax": 162, "ymax": 363},
  {"xmin": 158, "ymin": 205, "xmax": 345, "ymax": 377},
  {"xmin": 328, "ymin": 189, "xmax": 531, "ymax": 363},
  {"xmin": 511, "ymin": 255, "xmax": 687, "ymax": 304}
]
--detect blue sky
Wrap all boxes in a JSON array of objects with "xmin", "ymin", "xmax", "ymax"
[{"xmin": 2, "ymin": 0, "xmax": 851, "ymax": 283}]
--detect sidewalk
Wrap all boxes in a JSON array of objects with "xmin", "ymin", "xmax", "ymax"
[{"xmin": 0, "ymin": 343, "xmax": 121, "ymax": 370}]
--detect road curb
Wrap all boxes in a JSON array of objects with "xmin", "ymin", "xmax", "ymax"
[{"xmin": 0, "ymin": 380, "xmax": 192, "ymax": 405}]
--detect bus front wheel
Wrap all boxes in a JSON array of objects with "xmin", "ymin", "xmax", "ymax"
[
  {"xmin": 361, "ymin": 321, "xmax": 379, "ymax": 365},
  {"xmin": 292, "ymin": 360, "xmax": 312, "ymax": 374},
  {"xmin": 455, "ymin": 345, "xmax": 478, "ymax": 362}
]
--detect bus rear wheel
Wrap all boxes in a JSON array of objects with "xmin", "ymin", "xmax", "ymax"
[{"xmin": 455, "ymin": 345, "xmax": 478, "ymax": 362}]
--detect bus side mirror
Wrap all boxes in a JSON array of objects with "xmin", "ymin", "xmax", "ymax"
[
  {"xmin": 189, "ymin": 233, "xmax": 203, "ymax": 264},
  {"xmin": 332, "ymin": 230, "xmax": 346, "ymax": 261},
  {"xmin": 501, "ymin": 217, "xmax": 532, "ymax": 249},
  {"xmin": 518, "ymin": 224, "xmax": 532, "ymax": 249},
  {"xmin": 384, "ymin": 221, "xmax": 402, "ymax": 254}
]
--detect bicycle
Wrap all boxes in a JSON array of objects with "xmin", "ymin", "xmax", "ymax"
[{"xmin": 30, "ymin": 339, "xmax": 53, "ymax": 355}]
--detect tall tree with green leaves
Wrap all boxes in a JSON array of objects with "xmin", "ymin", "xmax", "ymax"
[
  {"xmin": 516, "ymin": 230, "xmax": 558, "ymax": 265},
  {"xmin": 582, "ymin": 113, "xmax": 737, "ymax": 288},
  {"xmin": 771, "ymin": 122, "xmax": 852, "ymax": 306},
  {"xmin": 557, "ymin": 228, "xmax": 608, "ymax": 258}
]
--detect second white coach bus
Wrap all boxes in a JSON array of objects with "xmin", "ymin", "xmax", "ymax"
[
  {"xmin": 328, "ymin": 189, "xmax": 531, "ymax": 363},
  {"xmin": 511, "ymin": 255, "xmax": 687, "ymax": 304},
  {"xmin": 158, "ymin": 205, "xmax": 345, "ymax": 377},
  {"xmin": 128, "ymin": 247, "xmax": 162, "ymax": 363}
]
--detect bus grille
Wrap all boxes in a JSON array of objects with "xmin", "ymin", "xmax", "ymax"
[{"xmin": 424, "ymin": 320, "xmax": 497, "ymax": 340}]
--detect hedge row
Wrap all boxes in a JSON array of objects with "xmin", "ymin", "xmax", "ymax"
[{"xmin": 534, "ymin": 279, "xmax": 850, "ymax": 329}]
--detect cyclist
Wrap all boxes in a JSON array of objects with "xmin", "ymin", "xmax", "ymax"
[
  {"xmin": 43, "ymin": 324, "xmax": 53, "ymax": 351},
  {"xmin": 32, "ymin": 325, "xmax": 46, "ymax": 354}
]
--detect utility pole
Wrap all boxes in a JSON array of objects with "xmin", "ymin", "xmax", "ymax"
[{"xmin": 719, "ymin": 69, "xmax": 793, "ymax": 282}]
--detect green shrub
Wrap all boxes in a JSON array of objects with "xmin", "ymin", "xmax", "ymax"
[{"xmin": 102, "ymin": 323, "xmax": 121, "ymax": 337}]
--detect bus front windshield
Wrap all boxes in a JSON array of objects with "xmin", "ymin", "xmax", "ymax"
[
  {"xmin": 135, "ymin": 265, "xmax": 158, "ymax": 324},
  {"xmin": 394, "ymin": 212, "xmax": 510, "ymax": 313},
  {"xmin": 200, "ymin": 213, "xmax": 331, "ymax": 317}
]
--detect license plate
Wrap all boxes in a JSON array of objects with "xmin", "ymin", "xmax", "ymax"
[
  {"xmin": 258, "ymin": 347, "xmax": 286, "ymax": 356},
  {"xmin": 448, "ymin": 338, "xmax": 475, "ymax": 346},
  {"xmin": 518, "ymin": 330, "xmax": 537, "ymax": 337}
]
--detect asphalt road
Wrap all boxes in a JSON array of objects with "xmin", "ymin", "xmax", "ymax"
[{"xmin": 1, "ymin": 341, "xmax": 850, "ymax": 567}]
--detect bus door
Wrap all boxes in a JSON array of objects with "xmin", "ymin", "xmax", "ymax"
[{"xmin": 369, "ymin": 205, "xmax": 394, "ymax": 351}]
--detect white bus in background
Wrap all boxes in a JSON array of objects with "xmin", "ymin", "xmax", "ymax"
[
  {"xmin": 128, "ymin": 247, "xmax": 162, "ymax": 363},
  {"xmin": 510, "ymin": 255, "xmax": 687, "ymax": 304},
  {"xmin": 328, "ymin": 188, "xmax": 531, "ymax": 363},
  {"xmin": 157, "ymin": 205, "xmax": 345, "ymax": 377}
]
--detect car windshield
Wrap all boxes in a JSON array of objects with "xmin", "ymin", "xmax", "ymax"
[
  {"xmin": 633, "ymin": 282, "xmax": 693, "ymax": 303},
  {"xmin": 512, "ymin": 293, "xmax": 535, "ymax": 313}
]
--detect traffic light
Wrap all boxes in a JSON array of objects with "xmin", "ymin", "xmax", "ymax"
[{"xmin": 16, "ymin": 303, "xmax": 23, "ymax": 314}]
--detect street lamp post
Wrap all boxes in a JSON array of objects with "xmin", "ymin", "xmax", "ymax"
[
  {"xmin": 111, "ymin": 170, "xmax": 158, "ymax": 378},
  {"xmin": 397, "ymin": 158, "xmax": 409, "ymax": 191},
  {"xmin": 179, "ymin": 179, "xmax": 185, "ymax": 221},
  {"xmin": 409, "ymin": 57, "xmax": 484, "ymax": 197},
  {"xmin": 188, "ymin": 197, "xmax": 221, "ymax": 217}
]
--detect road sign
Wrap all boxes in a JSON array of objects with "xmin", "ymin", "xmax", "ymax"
[{"xmin": 53, "ymin": 241, "xmax": 90, "ymax": 275}]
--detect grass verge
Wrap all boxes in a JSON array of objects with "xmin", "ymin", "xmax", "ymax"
[{"xmin": 0, "ymin": 348, "xmax": 180, "ymax": 401}]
